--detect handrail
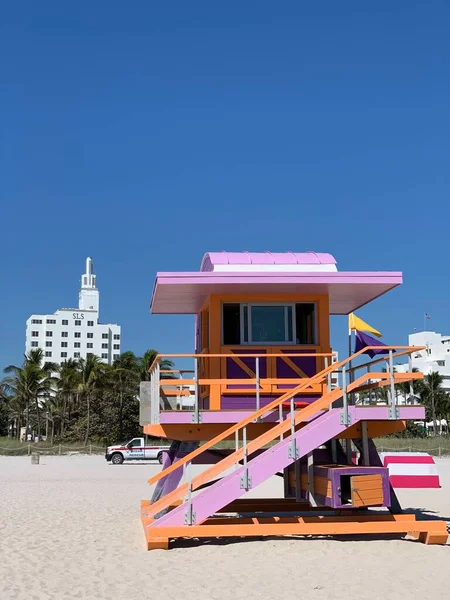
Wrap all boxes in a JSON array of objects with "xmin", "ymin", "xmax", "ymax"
[
  {"xmin": 347, "ymin": 347, "xmax": 426, "ymax": 374},
  {"xmin": 147, "ymin": 367, "xmax": 338, "ymax": 486},
  {"xmin": 347, "ymin": 371, "xmax": 422, "ymax": 394},
  {"xmin": 147, "ymin": 346, "xmax": 420, "ymax": 490},
  {"xmin": 155, "ymin": 353, "xmax": 335, "ymax": 358},
  {"xmin": 148, "ymin": 352, "xmax": 336, "ymax": 374},
  {"xmin": 146, "ymin": 386, "xmax": 345, "ymax": 519},
  {"xmin": 146, "ymin": 353, "xmax": 422, "ymax": 519},
  {"xmin": 147, "ymin": 366, "xmax": 421, "ymax": 520}
]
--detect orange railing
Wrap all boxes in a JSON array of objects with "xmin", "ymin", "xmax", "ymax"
[
  {"xmin": 146, "ymin": 352, "xmax": 336, "ymax": 421},
  {"xmin": 145, "ymin": 346, "xmax": 424, "ymax": 520}
]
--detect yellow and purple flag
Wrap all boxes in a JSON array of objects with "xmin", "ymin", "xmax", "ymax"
[{"xmin": 348, "ymin": 313, "xmax": 382, "ymax": 338}]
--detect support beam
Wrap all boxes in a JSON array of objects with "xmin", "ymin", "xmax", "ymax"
[
  {"xmin": 361, "ymin": 421, "xmax": 370, "ymax": 466},
  {"xmin": 143, "ymin": 513, "xmax": 448, "ymax": 548},
  {"xmin": 345, "ymin": 438, "xmax": 353, "ymax": 464},
  {"xmin": 307, "ymin": 452, "xmax": 317, "ymax": 507}
]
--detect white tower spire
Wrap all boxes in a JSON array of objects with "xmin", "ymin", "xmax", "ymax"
[
  {"xmin": 82, "ymin": 257, "xmax": 96, "ymax": 289},
  {"xmin": 79, "ymin": 256, "xmax": 99, "ymax": 314}
]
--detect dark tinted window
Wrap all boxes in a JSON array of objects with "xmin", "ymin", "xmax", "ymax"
[
  {"xmin": 295, "ymin": 303, "xmax": 316, "ymax": 344},
  {"xmin": 222, "ymin": 304, "xmax": 241, "ymax": 345}
]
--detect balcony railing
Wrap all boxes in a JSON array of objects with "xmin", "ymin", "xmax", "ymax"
[
  {"xmin": 141, "ymin": 352, "xmax": 336, "ymax": 424},
  {"xmin": 144, "ymin": 346, "xmax": 426, "ymax": 523},
  {"xmin": 139, "ymin": 348, "xmax": 423, "ymax": 425}
]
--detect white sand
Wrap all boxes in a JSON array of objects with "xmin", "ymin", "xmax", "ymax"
[{"xmin": 0, "ymin": 455, "xmax": 448, "ymax": 600}]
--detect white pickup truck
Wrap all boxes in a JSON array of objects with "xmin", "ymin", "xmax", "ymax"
[{"xmin": 105, "ymin": 437, "xmax": 170, "ymax": 465}]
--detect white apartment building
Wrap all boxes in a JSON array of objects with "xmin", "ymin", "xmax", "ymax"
[
  {"xmin": 25, "ymin": 257, "xmax": 121, "ymax": 366},
  {"xmin": 397, "ymin": 331, "xmax": 450, "ymax": 390}
]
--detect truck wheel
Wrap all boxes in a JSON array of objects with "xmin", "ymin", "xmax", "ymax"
[
  {"xmin": 157, "ymin": 452, "xmax": 164, "ymax": 464},
  {"xmin": 111, "ymin": 452, "xmax": 124, "ymax": 465}
]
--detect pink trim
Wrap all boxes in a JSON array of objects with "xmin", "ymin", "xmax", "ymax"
[
  {"xmin": 151, "ymin": 271, "xmax": 403, "ymax": 314},
  {"xmin": 159, "ymin": 410, "xmax": 322, "ymax": 424},
  {"xmin": 158, "ymin": 406, "xmax": 422, "ymax": 426},
  {"xmin": 155, "ymin": 271, "xmax": 402, "ymax": 281},
  {"xmin": 389, "ymin": 475, "xmax": 440, "ymax": 488},
  {"xmin": 355, "ymin": 406, "xmax": 425, "ymax": 420},
  {"xmin": 384, "ymin": 456, "xmax": 435, "ymax": 465}
]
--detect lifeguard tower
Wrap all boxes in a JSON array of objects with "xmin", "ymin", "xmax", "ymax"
[{"xmin": 140, "ymin": 252, "xmax": 447, "ymax": 549}]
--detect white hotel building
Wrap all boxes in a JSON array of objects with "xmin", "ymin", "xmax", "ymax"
[
  {"xmin": 397, "ymin": 330, "xmax": 450, "ymax": 391},
  {"xmin": 25, "ymin": 258, "xmax": 121, "ymax": 366}
]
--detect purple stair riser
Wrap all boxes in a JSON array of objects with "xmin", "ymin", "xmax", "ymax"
[
  {"xmin": 151, "ymin": 441, "xmax": 199, "ymax": 511},
  {"xmin": 148, "ymin": 407, "xmax": 350, "ymax": 529}
]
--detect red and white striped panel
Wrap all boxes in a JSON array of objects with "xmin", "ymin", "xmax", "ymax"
[{"xmin": 380, "ymin": 452, "xmax": 440, "ymax": 489}]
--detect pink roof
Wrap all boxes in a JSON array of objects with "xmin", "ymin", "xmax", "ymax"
[
  {"xmin": 200, "ymin": 251, "xmax": 336, "ymax": 270},
  {"xmin": 150, "ymin": 251, "xmax": 402, "ymax": 315}
]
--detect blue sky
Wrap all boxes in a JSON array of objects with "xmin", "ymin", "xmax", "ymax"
[{"xmin": 1, "ymin": 1, "xmax": 449, "ymax": 369}]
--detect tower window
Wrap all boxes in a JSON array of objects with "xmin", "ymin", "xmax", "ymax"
[
  {"xmin": 87, "ymin": 343, "xmax": 93, "ymax": 349},
  {"xmin": 32, "ymin": 331, "xmax": 39, "ymax": 337},
  {"xmin": 113, "ymin": 334, "xmax": 120, "ymax": 340},
  {"xmin": 46, "ymin": 319, "xmax": 56, "ymax": 324},
  {"xmin": 74, "ymin": 352, "xmax": 80, "ymax": 358},
  {"xmin": 74, "ymin": 342, "xmax": 81, "ymax": 348},
  {"xmin": 62, "ymin": 320, "xmax": 68, "ymax": 325},
  {"xmin": 74, "ymin": 320, "xmax": 81, "ymax": 326},
  {"xmin": 74, "ymin": 332, "xmax": 81, "ymax": 338},
  {"xmin": 62, "ymin": 332, "xmax": 68, "ymax": 338},
  {"xmin": 113, "ymin": 354, "xmax": 120, "ymax": 360},
  {"xmin": 45, "ymin": 341, "xmax": 52, "ymax": 347},
  {"xmin": 102, "ymin": 333, "xmax": 108, "ymax": 339},
  {"xmin": 45, "ymin": 351, "xmax": 52, "ymax": 357},
  {"xmin": 31, "ymin": 341, "xmax": 38, "ymax": 347},
  {"xmin": 31, "ymin": 319, "xmax": 42, "ymax": 324},
  {"xmin": 222, "ymin": 304, "xmax": 241, "ymax": 345},
  {"xmin": 87, "ymin": 321, "xmax": 94, "ymax": 327},
  {"xmin": 46, "ymin": 331, "xmax": 53, "ymax": 337},
  {"xmin": 61, "ymin": 352, "xmax": 67, "ymax": 358},
  {"xmin": 222, "ymin": 302, "xmax": 316, "ymax": 345},
  {"xmin": 61, "ymin": 342, "xmax": 68, "ymax": 348},
  {"xmin": 87, "ymin": 333, "xmax": 93, "ymax": 339},
  {"xmin": 101, "ymin": 353, "xmax": 108, "ymax": 359},
  {"xmin": 102, "ymin": 343, "xmax": 108, "ymax": 349}
]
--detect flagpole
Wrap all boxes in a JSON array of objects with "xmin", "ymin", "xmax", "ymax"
[
  {"xmin": 348, "ymin": 327, "xmax": 353, "ymax": 382},
  {"xmin": 348, "ymin": 315, "xmax": 354, "ymax": 386}
]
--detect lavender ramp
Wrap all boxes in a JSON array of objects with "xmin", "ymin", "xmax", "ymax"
[{"xmin": 148, "ymin": 408, "xmax": 348, "ymax": 529}]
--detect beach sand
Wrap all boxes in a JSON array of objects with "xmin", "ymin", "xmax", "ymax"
[{"xmin": 0, "ymin": 454, "xmax": 448, "ymax": 600}]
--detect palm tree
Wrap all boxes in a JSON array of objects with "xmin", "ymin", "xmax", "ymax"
[
  {"xmin": 77, "ymin": 355, "xmax": 104, "ymax": 445},
  {"xmin": 3, "ymin": 349, "xmax": 57, "ymax": 439},
  {"xmin": 57, "ymin": 359, "xmax": 80, "ymax": 438},
  {"xmin": 2, "ymin": 347, "xmax": 173, "ymax": 443},
  {"xmin": 397, "ymin": 368, "xmax": 423, "ymax": 404},
  {"xmin": 110, "ymin": 352, "xmax": 140, "ymax": 440},
  {"xmin": 435, "ymin": 391, "xmax": 450, "ymax": 433},
  {"xmin": 140, "ymin": 349, "xmax": 175, "ymax": 381},
  {"xmin": 3, "ymin": 362, "xmax": 34, "ymax": 435},
  {"xmin": 421, "ymin": 371, "xmax": 444, "ymax": 435},
  {"xmin": 41, "ymin": 394, "xmax": 60, "ymax": 443},
  {"xmin": 0, "ymin": 381, "xmax": 10, "ymax": 437},
  {"xmin": 26, "ymin": 349, "xmax": 58, "ymax": 440}
]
